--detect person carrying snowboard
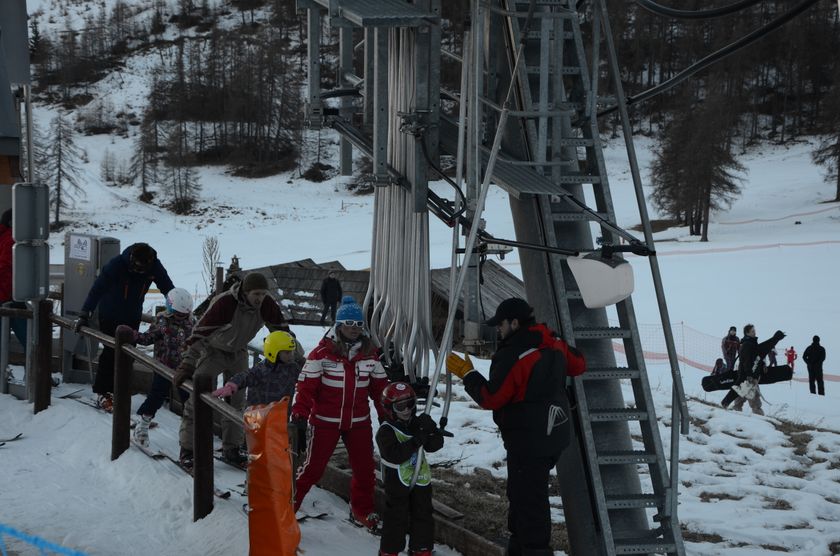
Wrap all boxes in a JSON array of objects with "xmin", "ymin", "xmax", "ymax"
[
  {"xmin": 721, "ymin": 324, "xmax": 785, "ymax": 415},
  {"xmin": 213, "ymin": 330, "xmax": 303, "ymax": 556},
  {"xmin": 132, "ymin": 287, "xmax": 195, "ymax": 447},
  {"xmin": 376, "ymin": 382, "xmax": 444, "ymax": 556}
]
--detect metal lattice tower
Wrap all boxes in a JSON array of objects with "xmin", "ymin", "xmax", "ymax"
[{"xmin": 299, "ymin": 0, "xmax": 688, "ymax": 554}]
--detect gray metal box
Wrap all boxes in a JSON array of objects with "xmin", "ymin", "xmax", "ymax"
[{"xmin": 62, "ymin": 234, "xmax": 120, "ymax": 382}]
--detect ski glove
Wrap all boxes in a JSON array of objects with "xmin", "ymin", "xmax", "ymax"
[
  {"xmin": 445, "ymin": 353, "xmax": 475, "ymax": 379},
  {"xmin": 173, "ymin": 362, "xmax": 195, "ymax": 388},
  {"xmin": 413, "ymin": 413, "xmax": 437, "ymax": 436},
  {"xmin": 212, "ymin": 382, "xmax": 238, "ymax": 398},
  {"xmin": 74, "ymin": 311, "xmax": 91, "ymax": 334}
]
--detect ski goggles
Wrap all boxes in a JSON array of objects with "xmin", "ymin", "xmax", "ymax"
[
  {"xmin": 338, "ymin": 320, "xmax": 364, "ymax": 328},
  {"xmin": 393, "ymin": 398, "xmax": 416, "ymax": 412}
]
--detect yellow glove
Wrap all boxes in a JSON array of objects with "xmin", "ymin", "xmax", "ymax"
[{"xmin": 446, "ymin": 352, "xmax": 475, "ymax": 379}]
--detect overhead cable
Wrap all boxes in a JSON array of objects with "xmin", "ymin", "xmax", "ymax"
[
  {"xmin": 635, "ymin": 0, "xmax": 765, "ymax": 20},
  {"xmin": 599, "ymin": 0, "xmax": 821, "ymax": 117}
]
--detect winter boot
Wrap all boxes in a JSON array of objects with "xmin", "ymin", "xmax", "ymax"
[
  {"xmin": 222, "ymin": 447, "xmax": 248, "ymax": 469},
  {"xmin": 97, "ymin": 393, "xmax": 114, "ymax": 413},
  {"xmin": 379, "ymin": 552, "xmax": 399, "ymax": 556},
  {"xmin": 179, "ymin": 448, "xmax": 194, "ymax": 471},
  {"xmin": 134, "ymin": 415, "xmax": 152, "ymax": 447},
  {"xmin": 349, "ymin": 508, "xmax": 382, "ymax": 535},
  {"xmin": 410, "ymin": 550, "xmax": 433, "ymax": 556}
]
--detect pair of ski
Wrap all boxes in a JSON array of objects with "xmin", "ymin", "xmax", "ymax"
[
  {"xmin": 132, "ymin": 441, "xmax": 231, "ymax": 500},
  {"xmin": 70, "ymin": 397, "xmax": 159, "ymax": 429}
]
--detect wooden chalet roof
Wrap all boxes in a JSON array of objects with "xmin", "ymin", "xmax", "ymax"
[{"xmin": 240, "ymin": 258, "xmax": 524, "ymax": 325}]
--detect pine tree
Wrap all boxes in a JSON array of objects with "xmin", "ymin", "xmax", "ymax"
[
  {"xmin": 46, "ymin": 113, "xmax": 85, "ymax": 226},
  {"xmin": 651, "ymin": 93, "xmax": 744, "ymax": 241},
  {"xmin": 812, "ymin": 65, "xmax": 840, "ymax": 202}
]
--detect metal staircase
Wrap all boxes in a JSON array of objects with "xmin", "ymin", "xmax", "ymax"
[{"xmin": 476, "ymin": 1, "xmax": 687, "ymax": 554}]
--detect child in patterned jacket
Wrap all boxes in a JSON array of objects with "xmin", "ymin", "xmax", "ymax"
[{"xmin": 132, "ymin": 288, "xmax": 194, "ymax": 447}]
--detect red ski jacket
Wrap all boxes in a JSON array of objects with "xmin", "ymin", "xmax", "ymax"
[
  {"xmin": 463, "ymin": 323, "xmax": 586, "ymax": 458},
  {"xmin": 292, "ymin": 330, "xmax": 388, "ymax": 430}
]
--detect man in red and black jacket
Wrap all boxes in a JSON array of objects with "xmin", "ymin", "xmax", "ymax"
[{"xmin": 446, "ymin": 297, "xmax": 585, "ymax": 556}]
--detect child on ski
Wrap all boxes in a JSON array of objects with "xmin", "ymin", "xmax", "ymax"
[
  {"xmin": 132, "ymin": 288, "xmax": 194, "ymax": 448},
  {"xmin": 785, "ymin": 346, "xmax": 797, "ymax": 371},
  {"xmin": 212, "ymin": 330, "xmax": 303, "ymax": 556},
  {"xmin": 212, "ymin": 329, "xmax": 302, "ymax": 408},
  {"xmin": 376, "ymin": 382, "xmax": 444, "ymax": 556}
]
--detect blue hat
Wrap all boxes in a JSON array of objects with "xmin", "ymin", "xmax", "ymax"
[{"xmin": 335, "ymin": 295, "xmax": 364, "ymax": 323}]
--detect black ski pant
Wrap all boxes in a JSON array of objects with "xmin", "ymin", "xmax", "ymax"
[
  {"xmin": 505, "ymin": 453, "xmax": 556, "ymax": 556},
  {"xmin": 137, "ymin": 371, "xmax": 188, "ymax": 418},
  {"xmin": 92, "ymin": 318, "xmax": 139, "ymax": 395},
  {"xmin": 808, "ymin": 367, "xmax": 825, "ymax": 395},
  {"xmin": 320, "ymin": 302, "xmax": 337, "ymax": 325},
  {"xmin": 380, "ymin": 480, "xmax": 434, "ymax": 554}
]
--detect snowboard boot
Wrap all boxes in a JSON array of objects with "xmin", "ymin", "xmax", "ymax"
[
  {"xmin": 179, "ymin": 448, "xmax": 194, "ymax": 471},
  {"xmin": 349, "ymin": 508, "xmax": 382, "ymax": 535},
  {"xmin": 97, "ymin": 393, "xmax": 114, "ymax": 413},
  {"xmin": 222, "ymin": 447, "xmax": 248, "ymax": 469},
  {"xmin": 134, "ymin": 415, "xmax": 152, "ymax": 447}
]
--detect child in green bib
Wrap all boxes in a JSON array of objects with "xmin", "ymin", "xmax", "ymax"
[{"xmin": 376, "ymin": 382, "xmax": 444, "ymax": 556}]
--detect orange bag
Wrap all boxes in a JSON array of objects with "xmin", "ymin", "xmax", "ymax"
[{"xmin": 244, "ymin": 399, "xmax": 300, "ymax": 556}]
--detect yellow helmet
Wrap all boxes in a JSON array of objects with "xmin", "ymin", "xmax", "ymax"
[{"xmin": 263, "ymin": 331, "xmax": 296, "ymax": 363}]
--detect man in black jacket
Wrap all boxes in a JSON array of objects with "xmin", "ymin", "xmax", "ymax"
[
  {"xmin": 446, "ymin": 298, "xmax": 586, "ymax": 556},
  {"xmin": 319, "ymin": 271, "xmax": 342, "ymax": 326},
  {"xmin": 802, "ymin": 335, "xmax": 826, "ymax": 395},
  {"xmin": 721, "ymin": 324, "xmax": 786, "ymax": 414},
  {"xmin": 74, "ymin": 243, "xmax": 174, "ymax": 411}
]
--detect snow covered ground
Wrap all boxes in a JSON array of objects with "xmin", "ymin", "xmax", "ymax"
[{"xmin": 2, "ymin": 131, "xmax": 837, "ymax": 555}]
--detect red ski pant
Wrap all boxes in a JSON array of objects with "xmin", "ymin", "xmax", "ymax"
[{"xmin": 294, "ymin": 423, "xmax": 376, "ymax": 516}]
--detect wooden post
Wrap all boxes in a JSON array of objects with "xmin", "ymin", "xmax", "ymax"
[
  {"xmin": 111, "ymin": 325, "xmax": 134, "ymax": 461},
  {"xmin": 33, "ymin": 299, "xmax": 53, "ymax": 414},
  {"xmin": 193, "ymin": 373, "xmax": 214, "ymax": 521},
  {"xmin": 214, "ymin": 265, "xmax": 224, "ymax": 295}
]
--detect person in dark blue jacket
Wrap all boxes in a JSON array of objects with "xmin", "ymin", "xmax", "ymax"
[{"xmin": 75, "ymin": 243, "xmax": 173, "ymax": 410}]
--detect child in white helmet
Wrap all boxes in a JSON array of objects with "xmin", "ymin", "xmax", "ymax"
[{"xmin": 132, "ymin": 288, "xmax": 195, "ymax": 448}]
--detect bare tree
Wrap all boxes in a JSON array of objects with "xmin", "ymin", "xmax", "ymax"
[
  {"xmin": 46, "ymin": 112, "xmax": 85, "ymax": 226},
  {"xmin": 201, "ymin": 235, "xmax": 221, "ymax": 296}
]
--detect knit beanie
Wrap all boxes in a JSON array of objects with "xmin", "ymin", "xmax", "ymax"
[
  {"xmin": 335, "ymin": 295, "xmax": 364, "ymax": 322},
  {"xmin": 242, "ymin": 272, "xmax": 269, "ymax": 293}
]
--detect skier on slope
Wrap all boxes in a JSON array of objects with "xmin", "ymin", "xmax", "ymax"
[
  {"xmin": 291, "ymin": 295, "xmax": 389, "ymax": 534},
  {"xmin": 132, "ymin": 288, "xmax": 195, "ymax": 448},
  {"xmin": 721, "ymin": 324, "xmax": 786, "ymax": 415},
  {"xmin": 376, "ymin": 382, "xmax": 444, "ymax": 556},
  {"xmin": 785, "ymin": 346, "xmax": 798, "ymax": 372},
  {"xmin": 212, "ymin": 330, "xmax": 303, "ymax": 556},
  {"xmin": 721, "ymin": 326, "xmax": 740, "ymax": 372}
]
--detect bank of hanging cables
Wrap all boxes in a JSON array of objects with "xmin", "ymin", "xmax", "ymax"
[{"xmin": 599, "ymin": 0, "xmax": 822, "ymax": 117}]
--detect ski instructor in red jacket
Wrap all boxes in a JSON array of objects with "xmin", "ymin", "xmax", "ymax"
[
  {"xmin": 446, "ymin": 297, "xmax": 586, "ymax": 556},
  {"xmin": 291, "ymin": 295, "xmax": 388, "ymax": 533}
]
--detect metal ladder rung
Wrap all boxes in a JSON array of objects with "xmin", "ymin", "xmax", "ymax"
[
  {"xmin": 550, "ymin": 211, "xmax": 608, "ymax": 222},
  {"xmin": 605, "ymin": 493, "xmax": 662, "ymax": 509},
  {"xmin": 614, "ymin": 538, "xmax": 678, "ymax": 555},
  {"xmin": 526, "ymin": 65, "xmax": 581, "ymax": 75},
  {"xmin": 573, "ymin": 326, "xmax": 631, "ymax": 339},
  {"xmin": 588, "ymin": 408, "xmax": 649, "ymax": 422},
  {"xmin": 549, "ymin": 137, "xmax": 595, "ymax": 147},
  {"xmin": 597, "ymin": 450, "xmax": 658, "ymax": 465},
  {"xmin": 526, "ymin": 30, "xmax": 575, "ymax": 40},
  {"xmin": 554, "ymin": 174, "xmax": 601, "ymax": 184},
  {"xmin": 580, "ymin": 367, "xmax": 641, "ymax": 380}
]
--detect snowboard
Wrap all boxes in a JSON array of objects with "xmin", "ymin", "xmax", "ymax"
[{"xmin": 702, "ymin": 364, "xmax": 793, "ymax": 392}]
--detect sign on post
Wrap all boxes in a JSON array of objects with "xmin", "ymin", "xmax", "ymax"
[{"xmin": 12, "ymin": 182, "xmax": 49, "ymax": 301}]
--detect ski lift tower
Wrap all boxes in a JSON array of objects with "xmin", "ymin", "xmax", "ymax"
[{"xmin": 299, "ymin": 1, "xmax": 688, "ymax": 554}]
